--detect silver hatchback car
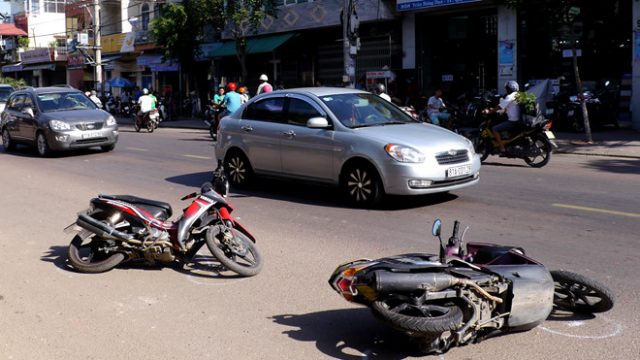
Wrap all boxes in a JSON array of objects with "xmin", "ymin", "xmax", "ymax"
[{"xmin": 215, "ymin": 87, "xmax": 480, "ymax": 206}]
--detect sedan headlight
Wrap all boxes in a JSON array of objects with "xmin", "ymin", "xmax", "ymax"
[
  {"xmin": 385, "ymin": 144, "xmax": 426, "ymax": 163},
  {"xmin": 49, "ymin": 120, "xmax": 71, "ymax": 131},
  {"xmin": 106, "ymin": 116, "xmax": 117, "ymax": 126}
]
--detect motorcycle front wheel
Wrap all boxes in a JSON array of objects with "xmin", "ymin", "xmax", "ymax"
[
  {"xmin": 206, "ymin": 225, "xmax": 262, "ymax": 277},
  {"xmin": 475, "ymin": 137, "xmax": 490, "ymax": 162},
  {"xmin": 67, "ymin": 230, "xmax": 125, "ymax": 273},
  {"xmin": 524, "ymin": 135, "xmax": 552, "ymax": 168},
  {"xmin": 371, "ymin": 297, "xmax": 464, "ymax": 335},
  {"xmin": 551, "ymin": 270, "xmax": 614, "ymax": 313}
]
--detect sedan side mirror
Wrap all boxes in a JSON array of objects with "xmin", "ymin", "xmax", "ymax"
[
  {"xmin": 307, "ymin": 117, "xmax": 330, "ymax": 129},
  {"xmin": 21, "ymin": 106, "xmax": 35, "ymax": 118}
]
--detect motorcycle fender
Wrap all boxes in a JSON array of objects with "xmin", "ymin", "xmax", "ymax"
[
  {"xmin": 485, "ymin": 264, "xmax": 554, "ymax": 330},
  {"xmin": 212, "ymin": 206, "xmax": 257, "ymax": 243}
]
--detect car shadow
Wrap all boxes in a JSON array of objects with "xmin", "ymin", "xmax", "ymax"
[
  {"xmin": 270, "ymin": 309, "xmax": 421, "ymax": 359},
  {"xmin": 1, "ymin": 145, "xmax": 112, "ymax": 158},
  {"xmin": 480, "ymin": 160, "xmax": 528, "ymax": 168},
  {"xmin": 546, "ymin": 308, "xmax": 596, "ymax": 322},
  {"xmin": 583, "ymin": 158, "xmax": 640, "ymax": 175},
  {"xmin": 166, "ymin": 171, "xmax": 458, "ymax": 210}
]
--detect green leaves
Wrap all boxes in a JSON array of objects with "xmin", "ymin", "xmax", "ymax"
[{"xmin": 515, "ymin": 91, "xmax": 537, "ymax": 115}]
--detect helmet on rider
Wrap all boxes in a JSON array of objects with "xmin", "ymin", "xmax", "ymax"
[
  {"xmin": 90, "ymin": 90, "xmax": 97, "ymax": 96},
  {"xmin": 259, "ymin": 74, "xmax": 268, "ymax": 82},
  {"xmin": 227, "ymin": 82, "xmax": 237, "ymax": 91},
  {"xmin": 505, "ymin": 80, "xmax": 519, "ymax": 94},
  {"xmin": 373, "ymin": 83, "xmax": 385, "ymax": 94},
  {"xmin": 142, "ymin": 88, "xmax": 149, "ymax": 95}
]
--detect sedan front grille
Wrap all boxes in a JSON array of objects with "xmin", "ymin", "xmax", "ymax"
[
  {"xmin": 436, "ymin": 150, "xmax": 469, "ymax": 165},
  {"xmin": 75, "ymin": 122, "xmax": 104, "ymax": 131}
]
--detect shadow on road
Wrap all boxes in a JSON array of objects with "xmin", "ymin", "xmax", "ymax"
[
  {"xmin": 546, "ymin": 309, "xmax": 596, "ymax": 322},
  {"xmin": 583, "ymin": 158, "xmax": 640, "ymax": 175},
  {"xmin": 165, "ymin": 171, "xmax": 458, "ymax": 210},
  {"xmin": 41, "ymin": 245, "xmax": 75, "ymax": 272},
  {"xmin": 271, "ymin": 309, "xmax": 421, "ymax": 359},
  {"xmin": 1, "ymin": 146, "xmax": 110, "ymax": 158}
]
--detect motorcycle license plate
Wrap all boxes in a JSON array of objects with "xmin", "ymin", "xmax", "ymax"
[
  {"xmin": 81, "ymin": 131, "xmax": 102, "ymax": 139},
  {"xmin": 545, "ymin": 130, "xmax": 556, "ymax": 140},
  {"xmin": 447, "ymin": 165, "xmax": 471, "ymax": 178}
]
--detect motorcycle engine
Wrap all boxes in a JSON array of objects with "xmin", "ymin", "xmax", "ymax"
[{"xmin": 142, "ymin": 228, "xmax": 175, "ymax": 263}]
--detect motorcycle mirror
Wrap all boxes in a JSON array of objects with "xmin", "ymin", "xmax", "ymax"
[{"xmin": 432, "ymin": 219, "xmax": 442, "ymax": 237}]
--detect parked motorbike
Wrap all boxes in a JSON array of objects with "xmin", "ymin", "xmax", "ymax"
[
  {"xmin": 157, "ymin": 96, "xmax": 168, "ymax": 122},
  {"xmin": 64, "ymin": 164, "xmax": 262, "ymax": 277},
  {"xmin": 134, "ymin": 109, "xmax": 160, "ymax": 133},
  {"xmin": 553, "ymin": 81, "xmax": 618, "ymax": 132},
  {"xmin": 329, "ymin": 219, "xmax": 614, "ymax": 355}
]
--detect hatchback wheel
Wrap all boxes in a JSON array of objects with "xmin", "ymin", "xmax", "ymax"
[
  {"xmin": 36, "ymin": 132, "xmax": 51, "ymax": 157},
  {"xmin": 224, "ymin": 151, "xmax": 253, "ymax": 188},
  {"xmin": 342, "ymin": 163, "xmax": 383, "ymax": 207},
  {"xmin": 2, "ymin": 128, "xmax": 15, "ymax": 151}
]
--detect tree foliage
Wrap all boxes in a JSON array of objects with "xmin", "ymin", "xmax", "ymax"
[{"xmin": 0, "ymin": 77, "xmax": 27, "ymax": 88}]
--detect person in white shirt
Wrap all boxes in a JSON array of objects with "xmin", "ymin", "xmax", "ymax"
[
  {"xmin": 89, "ymin": 90, "xmax": 103, "ymax": 108},
  {"xmin": 426, "ymin": 88, "xmax": 450, "ymax": 126},
  {"xmin": 373, "ymin": 83, "xmax": 391, "ymax": 102},
  {"xmin": 485, "ymin": 81, "xmax": 521, "ymax": 153},
  {"xmin": 137, "ymin": 88, "xmax": 154, "ymax": 119}
]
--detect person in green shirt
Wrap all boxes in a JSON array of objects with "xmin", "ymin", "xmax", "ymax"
[{"xmin": 149, "ymin": 90, "xmax": 158, "ymax": 110}]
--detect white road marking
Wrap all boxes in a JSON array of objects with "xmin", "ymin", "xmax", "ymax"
[
  {"xmin": 540, "ymin": 316, "xmax": 624, "ymax": 339},
  {"xmin": 126, "ymin": 147, "xmax": 149, "ymax": 151},
  {"xmin": 553, "ymin": 203, "xmax": 640, "ymax": 218},
  {"xmin": 184, "ymin": 154, "xmax": 212, "ymax": 160}
]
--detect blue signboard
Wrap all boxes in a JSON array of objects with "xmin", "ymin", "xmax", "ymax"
[{"xmin": 397, "ymin": 0, "xmax": 481, "ymax": 12}]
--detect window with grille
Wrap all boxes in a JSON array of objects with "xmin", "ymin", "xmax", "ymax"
[{"xmin": 44, "ymin": 0, "xmax": 65, "ymax": 13}]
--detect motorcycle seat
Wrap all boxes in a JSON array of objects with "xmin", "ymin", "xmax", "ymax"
[
  {"xmin": 100, "ymin": 195, "xmax": 173, "ymax": 220},
  {"xmin": 472, "ymin": 245, "xmax": 524, "ymax": 265}
]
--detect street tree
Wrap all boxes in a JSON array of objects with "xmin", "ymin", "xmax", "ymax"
[
  {"xmin": 208, "ymin": 0, "xmax": 278, "ymax": 82},
  {"xmin": 503, "ymin": 0, "xmax": 594, "ymax": 143}
]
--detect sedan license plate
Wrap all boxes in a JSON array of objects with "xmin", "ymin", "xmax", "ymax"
[
  {"xmin": 447, "ymin": 165, "xmax": 471, "ymax": 178},
  {"xmin": 81, "ymin": 131, "xmax": 102, "ymax": 139},
  {"xmin": 545, "ymin": 130, "xmax": 556, "ymax": 140}
]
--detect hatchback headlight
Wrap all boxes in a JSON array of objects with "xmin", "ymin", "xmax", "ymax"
[
  {"xmin": 106, "ymin": 116, "xmax": 117, "ymax": 126},
  {"xmin": 49, "ymin": 120, "xmax": 71, "ymax": 131},
  {"xmin": 385, "ymin": 144, "xmax": 426, "ymax": 163}
]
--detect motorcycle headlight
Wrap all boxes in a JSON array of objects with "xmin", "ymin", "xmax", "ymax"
[
  {"xmin": 49, "ymin": 120, "xmax": 71, "ymax": 131},
  {"xmin": 106, "ymin": 116, "xmax": 117, "ymax": 126},
  {"xmin": 385, "ymin": 144, "xmax": 426, "ymax": 163}
]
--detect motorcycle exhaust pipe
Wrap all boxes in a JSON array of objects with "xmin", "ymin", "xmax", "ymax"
[
  {"xmin": 371, "ymin": 271, "xmax": 459, "ymax": 293},
  {"xmin": 76, "ymin": 213, "xmax": 135, "ymax": 242}
]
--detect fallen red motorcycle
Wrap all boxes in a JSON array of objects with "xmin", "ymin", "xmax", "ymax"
[
  {"xmin": 64, "ymin": 167, "xmax": 262, "ymax": 276},
  {"xmin": 330, "ymin": 219, "xmax": 614, "ymax": 354}
]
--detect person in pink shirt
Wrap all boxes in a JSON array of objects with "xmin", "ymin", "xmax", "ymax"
[{"xmin": 256, "ymin": 74, "xmax": 273, "ymax": 95}]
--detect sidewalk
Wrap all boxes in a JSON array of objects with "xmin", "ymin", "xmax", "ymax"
[{"xmin": 118, "ymin": 116, "xmax": 640, "ymax": 159}]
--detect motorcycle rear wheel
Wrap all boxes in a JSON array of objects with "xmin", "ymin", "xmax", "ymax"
[
  {"xmin": 67, "ymin": 231, "xmax": 125, "ymax": 273},
  {"xmin": 551, "ymin": 270, "xmax": 614, "ymax": 313},
  {"xmin": 524, "ymin": 136, "xmax": 552, "ymax": 168},
  {"xmin": 146, "ymin": 120, "xmax": 155, "ymax": 133},
  {"xmin": 206, "ymin": 225, "xmax": 263, "ymax": 277},
  {"xmin": 371, "ymin": 298, "xmax": 464, "ymax": 335}
]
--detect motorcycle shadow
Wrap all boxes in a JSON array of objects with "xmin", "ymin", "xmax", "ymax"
[
  {"xmin": 270, "ymin": 309, "xmax": 422, "ymax": 359},
  {"xmin": 41, "ymin": 245, "xmax": 76, "ymax": 272}
]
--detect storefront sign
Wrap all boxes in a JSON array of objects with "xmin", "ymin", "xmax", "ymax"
[
  {"xmin": 20, "ymin": 48, "xmax": 53, "ymax": 64},
  {"xmin": 396, "ymin": 0, "xmax": 481, "ymax": 12},
  {"xmin": 562, "ymin": 49, "xmax": 582, "ymax": 58},
  {"xmin": 366, "ymin": 70, "xmax": 392, "ymax": 79},
  {"xmin": 2, "ymin": 64, "xmax": 23, "ymax": 73},
  {"xmin": 120, "ymin": 32, "xmax": 135, "ymax": 53},
  {"xmin": 67, "ymin": 53, "xmax": 86, "ymax": 67},
  {"xmin": 499, "ymin": 40, "xmax": 514, "ymax": 65},
  {"xmin": 101, "ymin": 33, "xmax": 126, "ymax": 54}
]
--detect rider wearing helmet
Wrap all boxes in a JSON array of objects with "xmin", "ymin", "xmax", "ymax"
[
  {"xmin": 137, "ymin": 88, "xmax": 154, "ymax": 119},
  {"xmin": 223, "ymin": 82, "xmax": 242, "ymax": 115},
  {"xmin": 373, "ymin": 83, "xmax": 391, "ymax": 102},
  {"xmin": 256, "ymin": 74, "xmax": 273, "ymax": 95},
  {"xmin": 486, "ymin": 80, "xmax": 521, "ymax": 153}
]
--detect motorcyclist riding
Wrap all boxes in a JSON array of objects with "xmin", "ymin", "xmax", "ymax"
[
  {"xmin": 137, "ymin": 88, "xmax": 154, "ymax": 121},
  {"xmin": 223, "ymin": 82, "xmax": 242, "ymax": 116},
  {"xmin": 484, "ymin": 80, "xmax": 521, "ymax": 153},
  {"xmin": 373, "ymin": 83, "xmax": 391, "ymax": 102}
]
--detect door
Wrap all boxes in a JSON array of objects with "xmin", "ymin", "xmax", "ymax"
[
  {"xmin": 280, "ymin": 96, "xmax": 335, "ymax": 181},
  {"xmin": 19, "ymin": 95, "xmax": 38, "ymax": 141},
  {"xmin": 3, "ymin": 94, "xmax": 25, "ymax": 140},
  {"xmin": 239, "ymin": 96, "xmax": 286, "ymax": 174}
]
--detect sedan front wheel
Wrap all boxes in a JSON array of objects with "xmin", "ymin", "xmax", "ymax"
[
  {"xmin": 342, "ymin": 163, "xmax": 383, "ymax": 207},
  {"xmin": 36, "ymin": 132, "xmax": 51, "ymax": 157}
]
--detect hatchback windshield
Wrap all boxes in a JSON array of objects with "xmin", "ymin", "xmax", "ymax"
[
  {"xmin": 0, "ymin": 88, "xmax": 12, "ymax": 102},
  {"xmin": 319, "ymin": 93, "xmax": 416, "ymax": 128},
  {"xmin": 37, "ymin": 92, "xmax": 97, "ymax": 112}
]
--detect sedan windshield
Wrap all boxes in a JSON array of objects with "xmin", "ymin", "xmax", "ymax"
[
  {"xmin": 0, "ymin": 88, "xmax": 12, "ymax": 102},
  {"xmin": 319, "ymin": 93, "xmax": 417, "ymax": 129},
  {"xmin": 37, "ymin": 92, "xmax": 97, "ymax": 112}
]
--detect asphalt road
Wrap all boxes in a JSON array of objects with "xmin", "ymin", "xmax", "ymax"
[{"xmin": 0, "ymin": 125, "xmax": 638, "ymax": 360}]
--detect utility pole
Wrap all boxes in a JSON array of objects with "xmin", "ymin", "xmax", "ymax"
[
  {"xmin": 342, "ymin": 0, "xmax": 359, "ymax": 88},
  {"xmin": 94, "ymin": 0, "xmax": 102, "ymax": 94}
]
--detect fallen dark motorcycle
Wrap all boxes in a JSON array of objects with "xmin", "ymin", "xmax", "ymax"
[
  {"xmin": 329, "ymin": 219, "xmax": 614, "ymax": 355},
  {"xmin": 64, "ymin": 165, "xmax": 262, "ymax": 277}
]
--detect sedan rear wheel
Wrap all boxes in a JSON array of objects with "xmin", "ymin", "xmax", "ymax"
[
  {"xmin": 2, "ymin": 128, "xmax": 15, "ymax": 151},
  {"xmin": 224, "ymin": 151, "xmax": 253, "ymax": 188}
]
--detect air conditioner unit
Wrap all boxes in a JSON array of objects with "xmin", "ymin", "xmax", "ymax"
[{"xmin": 77, "ymin": 33, "xmax": 89, "ymax": 45}]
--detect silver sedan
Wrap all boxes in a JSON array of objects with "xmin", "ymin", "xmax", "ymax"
[{"xmin": 215, "ymin": 87, "xmax": 480, "ymax": 206}]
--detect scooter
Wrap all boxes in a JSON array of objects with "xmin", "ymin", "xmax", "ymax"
[{"xmin": 329, "ymin": 219, "xmax": 614, "ymax": 355}]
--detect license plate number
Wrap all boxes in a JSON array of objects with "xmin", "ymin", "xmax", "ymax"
[
  {"xmin": 545, "ymin": 130, "xmax": 556, "ymax": 140},
  {"xmin": 447, "ymin": 165, "xmax": 471, "ymax": 178},
  {"xmin": 82, "ymin": 131, "xmax": 101, "ymax": 139}
]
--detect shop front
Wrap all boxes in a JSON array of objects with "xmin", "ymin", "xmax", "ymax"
[{"xmin": 17, "ymin": 48, "xmax": 66, "ymax": 87}]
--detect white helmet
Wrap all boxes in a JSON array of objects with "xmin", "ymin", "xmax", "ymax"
[
  {"xmin": 143, "ymin": 88, "xmax": 149, "ymax": 95},
  {"xmin": 259, "ymin": 74, "xmax": 268, "ymax": 81}
]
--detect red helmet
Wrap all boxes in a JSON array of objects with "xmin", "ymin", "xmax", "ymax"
[{"xmin": 227, "ymin": 82, "xmax": 237, "ymax": 91}]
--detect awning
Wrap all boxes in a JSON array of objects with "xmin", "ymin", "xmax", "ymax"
[
  {"xmin": 0, "ymin": 24, "xmax": 28, "ymax": 36},
  {"xmin": 211, "ymin": 33, "xmax": 295, "ymax": 57},
  {"xmin": 136, "ymin": 54, "xmax": 164, "ymax": 66},
  {"xmin": 2, "ymin": 63, "xmax": 23, "ymax": 72},
  {"xmin": 22, "ymin": 64, "xmax": 56, "ymax": 71}
]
